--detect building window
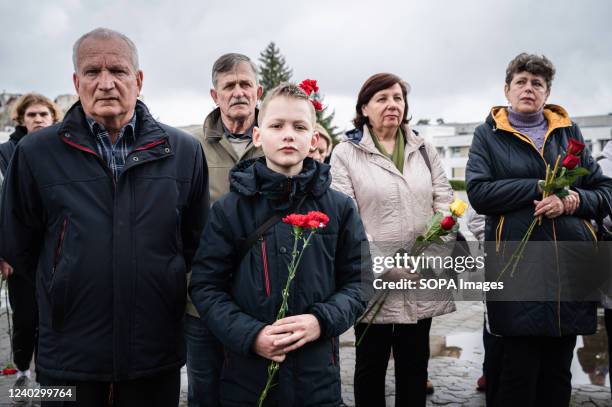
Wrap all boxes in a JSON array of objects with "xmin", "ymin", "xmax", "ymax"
[
  {"xmin": 450, "ymin": 146, "xmax": 470, "ymax": 157},
  {"xmin": 452, "ymin": 167, "xmax": 466, "ymax": 179}
]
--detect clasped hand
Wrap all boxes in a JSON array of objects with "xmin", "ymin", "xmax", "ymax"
[
  {"xmin": 253, "ymin": 314, "xmax": 321, "ymax": 362},
  {"xmin": 534, "ymin": 190, "xmax": 580, "ymax": 219}
]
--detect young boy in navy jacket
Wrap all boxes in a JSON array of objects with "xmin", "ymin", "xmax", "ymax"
[{"xmin": 190, "ymin": 83, "xmax": 368, "ymax": 406}]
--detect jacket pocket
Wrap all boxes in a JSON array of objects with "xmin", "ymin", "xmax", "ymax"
[
  {"xmin": 51, "ymin": 218, "xmax": 69, "ymax": 331},
  {"xmin": 51, "ymin": 218, "xmax": 69, "ymax": 282},
  {"xmin": 260, "ymin": 237, "xmax": 270, "ymax": 297}
]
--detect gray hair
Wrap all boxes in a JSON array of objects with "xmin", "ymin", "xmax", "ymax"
[
  {"xmin": 505, "ymin": 53, "xmax": 556, "ymax": 90},
  {"xmin": 72, "ymin": 27, "xmax": 139, "ymax": 72},
  {"xmin": 212, "ymin": 53, "xmax": 258, "ymax": 88}
]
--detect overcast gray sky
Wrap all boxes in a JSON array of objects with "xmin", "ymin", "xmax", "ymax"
[{"xmin": 1, "ymin": 0, "xmax": 611, "ymax": 131}]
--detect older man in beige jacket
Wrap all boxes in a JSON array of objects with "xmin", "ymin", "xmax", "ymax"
[{"xmin": 186, "ymin": 53, "xmax": 263, "ymax": 407}]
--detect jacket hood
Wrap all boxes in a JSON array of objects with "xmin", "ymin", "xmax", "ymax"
[
  {"xmin": 602, "ymin": 140, "xmax": 612, "ymax": 160},
  {"xmin": 344, "ymin": 125, "xmax": 424, "ymax": 155},
  {"xmin": 487, "ymin": 104, "xmax": 572, "ymax": 133},
  {"xmin": 202, "ymin": 107, "xmax": 259, "ymax": 141},
  {"xmin": 229, "ymin": 157, "xmax": 331, "ymax": 208}
]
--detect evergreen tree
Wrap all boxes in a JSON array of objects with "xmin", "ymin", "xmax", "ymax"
[
  {"xmin": 258, "ymin": 42, "xmax": 293, "ymax": 97},
  {"xmin": 316, "ymin": 104, "xmax": 341, "ymax": 145}
]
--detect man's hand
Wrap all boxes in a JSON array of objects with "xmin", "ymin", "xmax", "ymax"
[
  {"xmin": 0, "ymin": 260, "xmax": 13, "ymax": 280},
  {"xmin": 270, "ymin": 314, "xmax": 321, "ymax": 353},
  {"xmin": 561, "ymin": 190, "xmax": 580, "ymax": 215},
  {"xmin": 252, "ymin": 325, "xmax": 290, "ymax": 362},
  {"xmin": 534, "ymin": 195, "xmax": 565, "ymax": 219}
]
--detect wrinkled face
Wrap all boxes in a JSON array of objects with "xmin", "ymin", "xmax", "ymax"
[
  {"xmin": 309, "ymin": 135, "xmax": 330, "ymax": 163},
  {"xmin": 504, "ymin": 71, "xmax": 549, "ymax": 114},
  {"xmin": 73, "ymin": 36, "xmax": 143, "ymax": 125},
  {"xmin": 362, "ymin": 83, "xmax": 405, "ymax": 131},
  {"xmin": 211, "ymin": 62, "xmax": 262, "ymax": 123},
  {"xmin": 22, "ymin": 104, "xmax": 53, "ymax": 133},
  {"xmin": 253, "ymin": 97, "xmax": 318, "ymax": 176}
]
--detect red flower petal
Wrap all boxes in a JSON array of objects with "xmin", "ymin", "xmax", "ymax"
[
  {"xmin": 306, "ymin": 211, "xmax": 329, "ymax": 227},
  {"xmin": 562, "ymin": 154, "xmax": 580, "ymax": 170},
  {"xmin": 282, "ymin": 214, "xmax": 308, "ymax": 227},
  {"xmin": 440, "ymin": 216, "xmax": 456, "ymax": 230},
  {"xmin": 566, "ymin": 139, "xmax": 585, "ymax": 156}
]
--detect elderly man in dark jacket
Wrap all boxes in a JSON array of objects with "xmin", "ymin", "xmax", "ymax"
[{"xmin": 0, "ymin": 28, "xmax": 208, "ymax": 406}]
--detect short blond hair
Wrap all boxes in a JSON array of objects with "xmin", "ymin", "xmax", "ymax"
[
  {"xmin": 315, "ymin": 123, "xmax": 332, "ymax": 149},
  {"xmin": 258, "ymin": 82, "xmax": 316, "ymax": 126},
  {"xmin": 11, "ymin": 93, "xmax": 63, "ymax": 125}
]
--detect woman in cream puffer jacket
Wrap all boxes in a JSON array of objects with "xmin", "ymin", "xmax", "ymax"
[{"xmin": 330, "ymin": 73, "xmax": 455, "ymax": 407}]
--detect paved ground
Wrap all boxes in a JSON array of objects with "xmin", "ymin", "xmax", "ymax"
[
  {"xmin": 0, "ymin": 301, "xmax": 609, "ymax": 406},
  {"xmin": 339, "ymin": 301, "xmax": 611, "ymax": 407}
]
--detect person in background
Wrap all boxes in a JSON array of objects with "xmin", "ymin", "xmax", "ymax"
[
  {"xmin": 0, "ymin": 93, "xmax": 62, "ymax": 399},
  {"xmin": 466, "ymin": 52, "xmax": 612, "ymax": 407},
  {"xmin": 186, "ymin": 52, "xmax": 264, "ymax": 407},
  {"xmin": 331, "ymin": 72, "xmax": 455, "ymax": 407},
  {"xmin": 596, "ymin": 139, "xmax": 612, "ymax": 398},
  {"xmin": 309, "ymin": 123, "xmax": 333, "ymax": 163}
]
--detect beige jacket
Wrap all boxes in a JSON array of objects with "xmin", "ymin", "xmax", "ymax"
[
  {"xmin": 186, "ymin": 108, "xmax": 264, "ymax": 317},
  {"xmin": 330, "ymin": 125, "xmax": 456, "ymax": 323}
]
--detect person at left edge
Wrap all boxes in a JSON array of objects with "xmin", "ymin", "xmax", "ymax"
[
  {"xmin": 0, "ymin": 93, "xmax": 63, "ymax": 402},
  {"xmin": 0, "ymin": 27, "xmax": 208, "ymax": 407}
]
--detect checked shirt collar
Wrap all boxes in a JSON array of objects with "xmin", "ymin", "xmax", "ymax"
[{"xmin": 86, "ymin": 114, "xmax": 137, "ymax": 181}]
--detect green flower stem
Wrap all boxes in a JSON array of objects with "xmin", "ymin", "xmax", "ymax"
[
  {"xmin": 358, "ymin": 236, "xmax": 439, "ymax": 346},
  {"xmin": 356, "ymin": 289, "xmax": 390, "ymax": 346},
  {"xmin": 258, "ymin": 228, "xmax": 317, "ymax": 407},
  {"xmin": 496, "ymin": 217, "xmax": 538, "ymax": 281}
]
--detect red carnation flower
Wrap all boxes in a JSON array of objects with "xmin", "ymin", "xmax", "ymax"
[
  {"xmin": 300, "ymin": 84, "xmax": 313, "ymax": 96},
  {"xmin": 311, "ymin": 100, "xmax": 323, "ymax": 112},
  {"xmin": 562, "ymin": 154, "xmax": 580, "ymax": 170},
  {"xmin": 440, "ymin": 216, "xmax": 456, "ymax": 230},
  {"xmin": 306, "ymin": 211, "xmax": 329, "ymax": 228},
  {"xmin": 2, "ymin": 367, "xmax": 17, "ymax": 375},
  {"xmin": 299, "ymin": 79, "xmax": 320, "ymax": 97},
  {"xmin": 304, "ymin": 219, "xmax": 320, "ymax": 228},
  {"xmin": 302, "ymin": 79, "xmax": 319, "ymax": 92},
  {"xmin": 566, "ymin": 139, "xmax": 585, "ymax": 156},
  {"xmin": 282, "ymin": 214, "xmax": 308, "ymax": 228}
]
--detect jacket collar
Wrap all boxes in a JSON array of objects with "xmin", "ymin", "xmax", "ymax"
[
  {"xmin": 345, "ymin": 125, "xmax": 423, "ymax": 154},
  {"xmin": 229, "ymin": 157, "xmax": 331, "ymax": 211},
  {"xmin": 202, "ymin": 107, "xmax": 259, "ymax": 141},
  {"xmin": 9, "ymin": 125, "xmax": 27, "ymax": 143},
  {"xmin": 58, "ymin": 100, "xmax": 169, "ymax": 154},
  {"xmin": 488, "ymin": 104, "xmax": 572, "ymax": 134}
]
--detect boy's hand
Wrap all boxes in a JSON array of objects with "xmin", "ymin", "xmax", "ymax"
[
  {"xmin": 252, "ymin": 326, "xmax": 290, "ymax": 362},
  {"xmin": 270, "ymin": 314, "xmax": 321, "ymax": 353}
]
